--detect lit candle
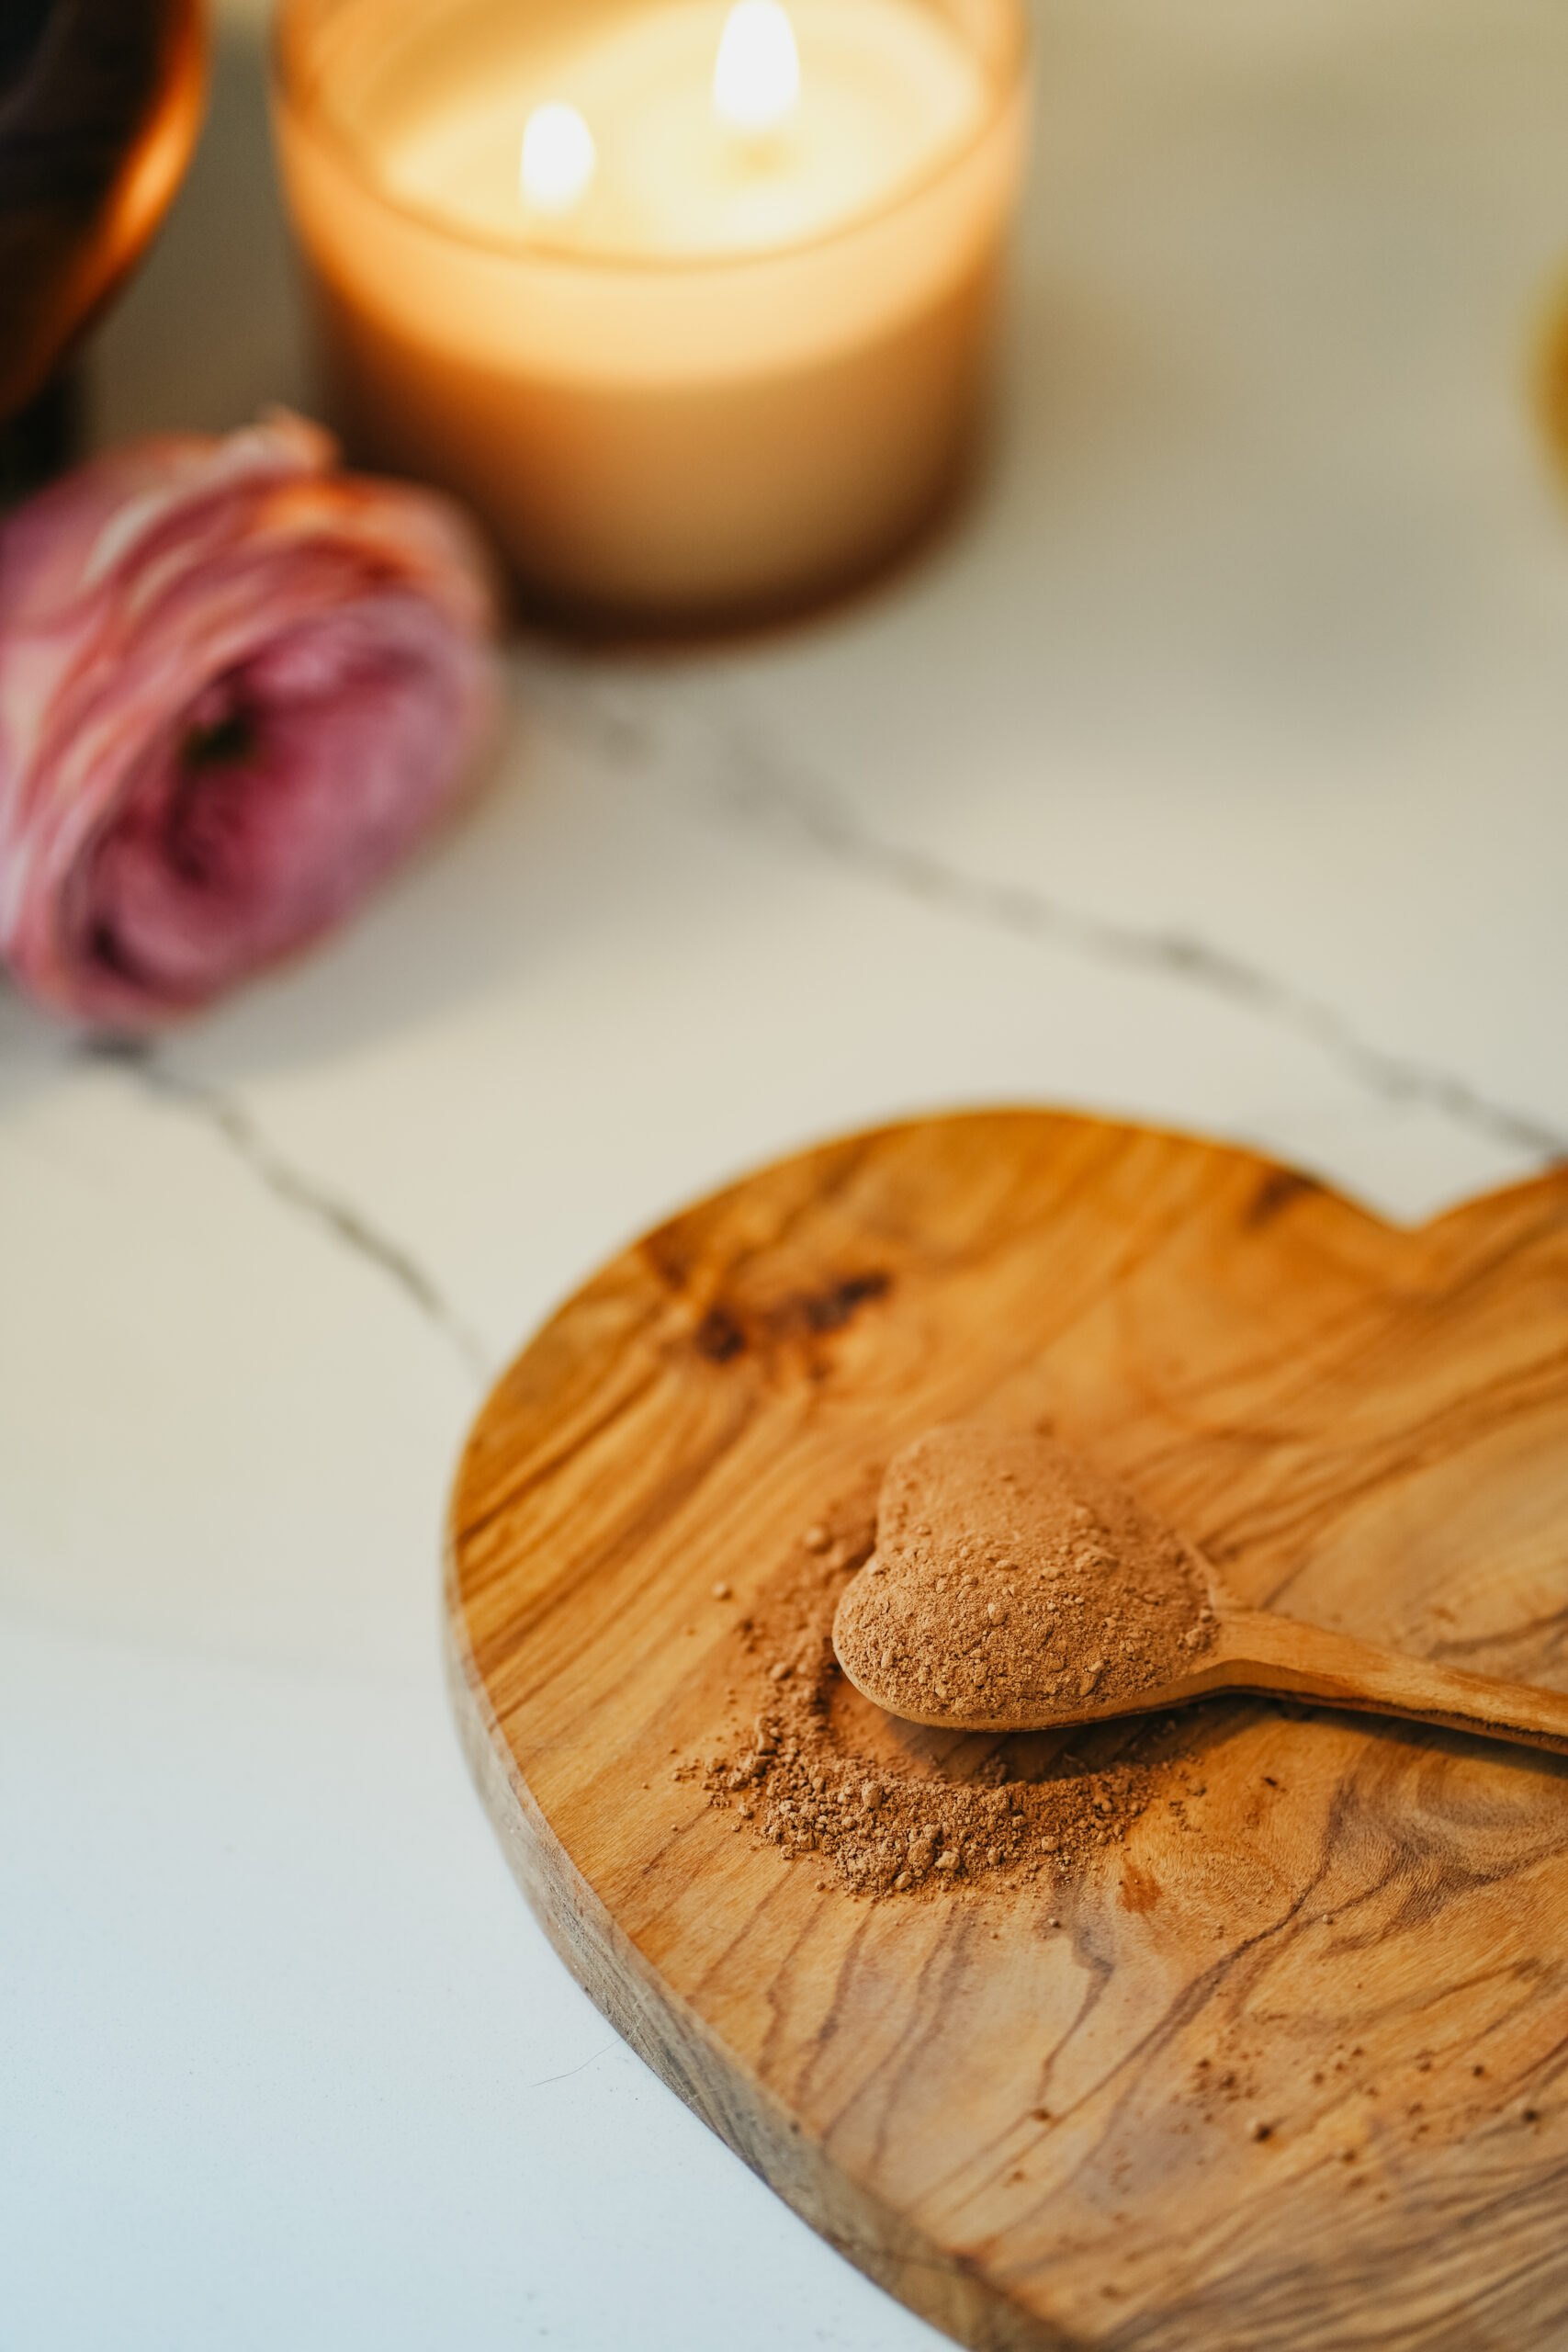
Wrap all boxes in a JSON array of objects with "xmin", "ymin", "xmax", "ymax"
[{"xmin": 275, "ymin": 0, "xmax": 1028, "ymax": 628}]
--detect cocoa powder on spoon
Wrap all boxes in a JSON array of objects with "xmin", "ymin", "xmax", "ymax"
[
  {"xmin": 698, "ymin": 1469, "xmax": 1200, "ymax": 1900},
  {"xmin": 834, "ymin": 1424, "xmax": 1217, "ymax": 1726}
]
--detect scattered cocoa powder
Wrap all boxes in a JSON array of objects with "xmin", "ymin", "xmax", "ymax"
[
  {"xmin": 834, "ymin": 1425, "xmax": 1216, "ymax": 1726},
  {"xmin": 700, "ymin": 1454, "xmax": 1203, "ymax": 1901}
]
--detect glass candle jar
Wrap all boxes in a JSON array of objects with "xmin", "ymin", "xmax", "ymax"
[{"xmin": 273, "ymin": 0, "xmax": 1029, "ymax": 629}]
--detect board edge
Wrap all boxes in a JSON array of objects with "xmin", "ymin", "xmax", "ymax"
[{"xmin": 440, "ymin": 1532, "xmax": 1077, "ymax": 2352}]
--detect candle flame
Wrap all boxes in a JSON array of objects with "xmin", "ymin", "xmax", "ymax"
[
  {"xmin": 520, "ymin": 103, "xmax": 597, "ymax": 214},
  {"xmin": 713, "ymin": 0, "xmax": 800, "ymax": 138}
]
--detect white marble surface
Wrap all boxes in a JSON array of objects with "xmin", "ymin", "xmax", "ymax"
[{"xmin": 6, "ymin": 2, "xmax": 1568, "ymax": 2345}]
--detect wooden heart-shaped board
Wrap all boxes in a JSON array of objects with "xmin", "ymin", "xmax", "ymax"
[{"xmin": 445, "ymin": 1112, "xmax": 1568, "ymax": 2350}]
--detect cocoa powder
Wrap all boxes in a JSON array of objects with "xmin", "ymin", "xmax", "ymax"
[
  {"xmin": 835, "ymin": 1424, "xmax": 1216, "ymax": 1725},
  {"xmin": 700, "ymin": 1445, "xmax": 1204, "ymax": 1900}
]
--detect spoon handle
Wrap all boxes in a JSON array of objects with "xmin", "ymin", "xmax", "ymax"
[{"xmin": 1213, "ymin": 1611, "xmax": 1568, "ymax": 1757}]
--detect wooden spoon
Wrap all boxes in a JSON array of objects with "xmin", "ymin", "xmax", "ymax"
[
  {"xmin": 832, "ymin": 1424, "xmax": 1568, "ymax": 1758},
  {"xmin": 839, "ymin": 1578, "xmax": 1568, "ymax": 1754}
]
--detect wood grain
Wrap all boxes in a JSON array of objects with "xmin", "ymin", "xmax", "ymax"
[{"xmin": 445, "ymin": 1111, "xmax": 1568, "ymax": 2350}]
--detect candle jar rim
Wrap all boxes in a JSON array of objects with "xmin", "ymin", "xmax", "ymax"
[{"xmin": 271, "ymin": 0, "xmax": 1029, "ymax": 278}]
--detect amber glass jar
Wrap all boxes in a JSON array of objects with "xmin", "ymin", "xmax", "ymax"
[{"xmin": 0, "ymin": 0, "xmax": 205, "ymax": 447}]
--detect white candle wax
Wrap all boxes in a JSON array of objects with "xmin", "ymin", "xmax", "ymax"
[
  {"xmin": 385, "ymin": 0, "xmax": 987, "ymax": 259},
  {"xmin": 276, "ymin": 0, "xmax": 1029, "ymax": 625}
]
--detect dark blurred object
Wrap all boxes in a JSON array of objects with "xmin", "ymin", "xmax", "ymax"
[
  {"xmin": 0, "ymin": 367, "xmax": 81, "ymax": 503},
  {"xmin": 0, "ymin": 0, "xmax": 206, "ymax": 432}
]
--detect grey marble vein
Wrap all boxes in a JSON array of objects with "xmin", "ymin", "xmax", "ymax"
[
  {"xmin": 93, "ymin": 1042, "xmax": 491, "ymax": 1383},
  {"xmin": 716, "ymin": 729, "xmax": 1568, "ymax": 1167},
  {"xmin": 525, "ymin": 2043, "xmax": 619, "ymax": 2091}
]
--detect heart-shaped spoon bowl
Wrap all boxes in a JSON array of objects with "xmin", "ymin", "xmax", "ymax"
[{"xmin": 833, "ymin": 1421, "xmax": 1568, "ymax": 1754}]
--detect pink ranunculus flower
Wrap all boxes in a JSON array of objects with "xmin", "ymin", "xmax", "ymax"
[{"xmin": 0, "ymin": 411, "xmax": 502, "ymax": 1027}]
